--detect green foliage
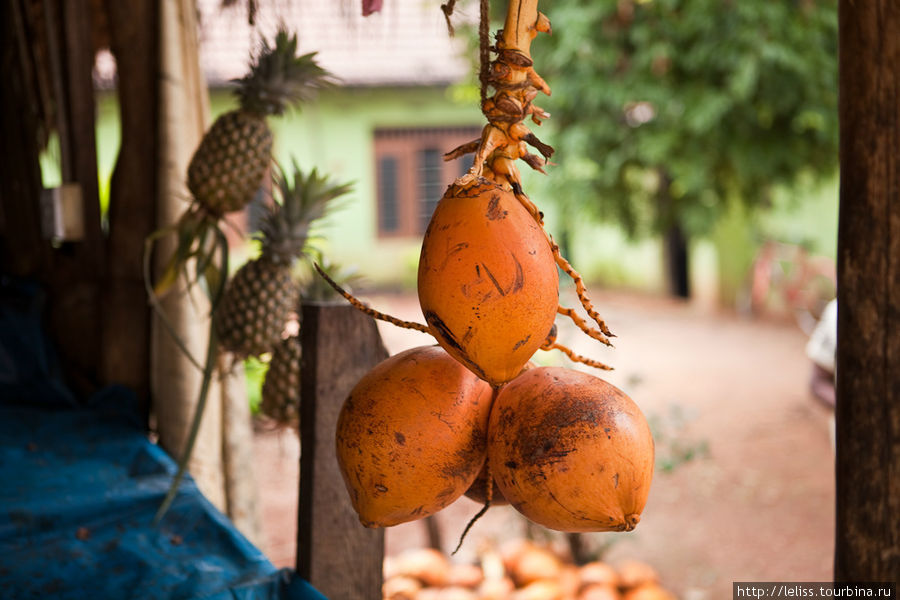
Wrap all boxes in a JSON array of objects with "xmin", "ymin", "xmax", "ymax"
[
  {"xmin": 534, "ymin": 0, "xmax": 838, "ymax": 237},
  {"xmin": 646, "ymin": 403, "xmax": 710, "ymax": 473},
  {"xmin": 647, "ymin": 404, "xmax": 710, "ymax": 473},
  {"xmin": 244, "ymin": 356, "xmax": 268, "ymax": 415}
]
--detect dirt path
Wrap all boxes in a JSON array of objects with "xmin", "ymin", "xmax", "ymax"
[{"xmin": 253, "ymin": 289, "xmax": 836, "ymax": 599}]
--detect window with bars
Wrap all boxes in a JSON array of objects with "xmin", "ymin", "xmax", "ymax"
[
  {"xmin": 377, "ymin": 156, "xmax": 400, "ymax": 234},
  {"xmin": 418, "ymin": 149, "xmax": 443, "ymax": 233},
  {"xmin": 374, "ymin": 126, "xmax": 482, "ymax": 237}
]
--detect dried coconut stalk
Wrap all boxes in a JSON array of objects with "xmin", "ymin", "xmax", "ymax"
[
  {"xmin": 445, "ymin": 0, "xmax": 616, "ymax": 350},
  {"xmin": 445, "ymin": 0, "xmax": 554, "ymax": 193}
]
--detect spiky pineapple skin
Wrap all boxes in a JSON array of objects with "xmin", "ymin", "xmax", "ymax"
[
  {"xmin": 215, "ymin": 256, "xmax": 299, "ymax": 358},
  {"xmin": 261, "ymin": 335, "xmax": 302, "ymax": 426},
  {"xmin": 187, "ymin": 110, "xmax": 272, "ymax": 215}
]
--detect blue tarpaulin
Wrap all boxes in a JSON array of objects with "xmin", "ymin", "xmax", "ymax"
[{"xmin": 0, "ymin": 278, "xmax": 326, "ymax": 600}]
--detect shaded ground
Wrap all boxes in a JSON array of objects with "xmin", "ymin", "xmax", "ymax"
[{"xmin": 253, "ymin": 289, "xmax": 835, "ymax": 599}]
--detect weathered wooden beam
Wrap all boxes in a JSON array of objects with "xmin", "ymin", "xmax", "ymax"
[
  {"xmin": 99, "ymin": 0, "xmax": 158, "ymax": 414},
  {"xmin": 298, "ymin": 302, "xmax": 388, "ymax": 599},
  {"xmin": 0, "ymin": 0, "xmax": 105, "ymax": 396},
  {"xmin": 835, "ymin": 0, "xmax": 900, "ymax": 582},
  {"xmin": 37, "ymin": 0, "xmax": 103, "ymax": 397},
  {"xmin": 0, "ymin": 0, "xmax": 46, "ymax": 278}
]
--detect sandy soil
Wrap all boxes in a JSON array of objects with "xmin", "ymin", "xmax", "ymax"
[{"xmin": 252, "ymin": 289, "xmax": 836, "ymax": 599}]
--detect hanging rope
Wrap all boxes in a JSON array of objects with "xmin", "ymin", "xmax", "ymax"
[
  {"xmin": 478, "ymin": 0, "xmax": 491, "ymax": 108},
  {"xmin": 440, "ymin": 1, "xmax": 458, "ymax": 35},
  {"xmin": 440, "ymin": 0, "xmax": 491, "ymax": 108}
]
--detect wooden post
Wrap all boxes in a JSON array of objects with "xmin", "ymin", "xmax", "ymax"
[
  {"xmin": 835, "ymin": 0, "xmax": 900, "ymax": 582},
  {"xmin": 99, "ymin": 0, "xmax": 158, "ymax": 415},
  {"xmin": 298, "ymin": 302, "xmax": 388, "ymax": 598},
  {"xmin": 1, "ymin": 0, "xmax": 104, "ymax": 397},
  {"xmin": 0, "ymin": 0, "xmax": 46, "ymax": 278}
]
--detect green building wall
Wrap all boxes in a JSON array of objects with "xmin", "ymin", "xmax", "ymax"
[{"xmin": 258, "ymin": 85, "xmax": 483, "ymax": 287}]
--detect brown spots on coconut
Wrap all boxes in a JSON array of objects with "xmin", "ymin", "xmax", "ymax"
[
  {"xmin": 335, "ymin": 345, "xmax": 493, "ymax": 528},
  {"xmin": 418, "ymin": 179, "xmax": 558, "ymax": 386},
  {"xmin": 488, "ymin": 367, "xmax": 654, "ymax": 533}
]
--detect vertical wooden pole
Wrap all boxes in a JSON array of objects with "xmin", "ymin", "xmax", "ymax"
[
  {"xmin": 0, "ymin": 0, "xmax": 46, "ymax": 278},
  {"xmin": 298, "ymin": 302, "xmax": 387, "ymax": 599},
  {"xmin": 20, "ymin": 0, "xmax": 105, "ymax": 396},
  {"xmin": 835, "ymin": 0, "xmax": 900, "ymax": 582},
  {"xmin": 99, "ymin": 0, "xmax": 158, "ymax": 415},
  {"xmin": 153, "ymin": 0, "xmax": 226, "ymax": 511}
]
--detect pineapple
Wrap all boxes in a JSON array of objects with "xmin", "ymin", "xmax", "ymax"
[
  {"xmin": 260, "ymin": 335, "xmax": 302, "ymax": 427},
  {"xmin": 214, "ymin": 161, "xmax": 352, "ymax": 358},
  {"xmin": 215, "ymin": 255, "xmax": 299, "ymax": 357},
  {"xmin": 259, "ymin": 259, "xmax": 364, "ymax": 426},
  {"xmin": 188, "ymin": 29, "xmax": 331, "ymax": 216}
]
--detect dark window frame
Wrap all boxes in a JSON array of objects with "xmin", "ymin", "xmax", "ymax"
[
  {"xmin": 377, "ymin": 155, "xmax": 400, "ymax": 234},
  {"xmin": 373, "ymin": 126, "xmax": 483, "ymax": 238}
]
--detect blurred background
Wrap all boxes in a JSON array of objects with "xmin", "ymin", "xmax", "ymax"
[{"xmin": 42, "ymin": 0, "xmax": 840, "ymax": 598}]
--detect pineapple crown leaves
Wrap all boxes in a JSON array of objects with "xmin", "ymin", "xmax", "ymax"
[
  {"xmin": 258, "ymin": 158, "xmax": 354, "ymax": 263},
  {"xmin": 235, "ymin": 28, "xmax": 335, "ymax": 116}
]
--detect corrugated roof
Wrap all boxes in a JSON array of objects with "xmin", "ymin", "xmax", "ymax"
[{"xmin": 196, "ymin": 0, "xmax": 478, "ymax": 87}]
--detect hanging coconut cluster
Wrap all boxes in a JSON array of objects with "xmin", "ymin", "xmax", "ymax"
[{"xmin": 326, "ymin": 0, "xmax": 655, "ymax": 542}]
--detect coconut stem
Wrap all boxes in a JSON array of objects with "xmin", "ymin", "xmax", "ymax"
[
  {"xmin": 452, "ymin": 491, "xmax": 491, "ymax": 556},
  {"xmin": 443, "ymin": 0, "xmax": 552, "ymax": 189},
  {"xmin": 548, "ymin": 236, "xmax": 615, "ymax": 339},
  {"xmin": 541, "ymin": 341, "xmax": 613, "ymax": 371},
  {"xmin": 501, "ymin": 0, "xmax": 540, "ymax": 54},
  {"xmin": 313, "ymin": 262, "xmax": 432, "ymax": 334},
  {"xmin": 452, "ymin": 386, "xmax": 502, "ymax": 555},
  {"xmin": 557, "ymin": 305, "xmax": 613, "ymax": 347},
  {"xmin": 439, "ymin": 0, "xmax": 615, "ymax": 358}
]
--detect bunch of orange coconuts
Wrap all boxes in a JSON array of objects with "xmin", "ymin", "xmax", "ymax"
[{"xmin": 325, "ymin": 0, "xmax": 655, "ymax": 544}]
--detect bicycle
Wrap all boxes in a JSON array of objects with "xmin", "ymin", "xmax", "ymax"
[{"xmin": 737, "ymin": 240, "xmax": 837, "ymax": 335}]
